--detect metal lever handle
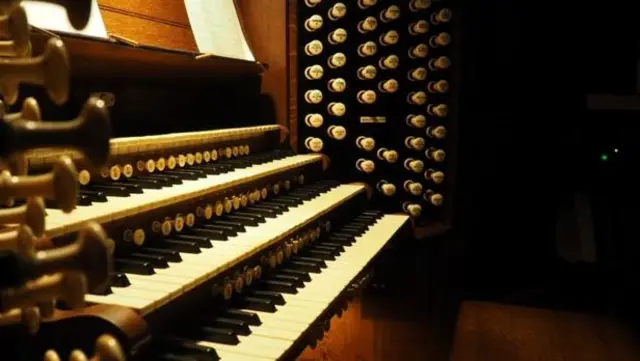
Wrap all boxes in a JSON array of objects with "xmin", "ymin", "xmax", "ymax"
[
  {"xmin": 0, "ymin": 37, "xmax": 69, "ymax": 105},
  {"xmin": 25, "ymin": 221, "xmax": 114, "ymax": 293},
  {"xmin": 0, "ymin": 97, "xmax": 111, "ymax": 167},
  {"xmin": 0, "ymin": 270, "xmax": 86, "ymax": 312},
  {"xmin": 0, "ymin": 5, "xmax": 30, "ymax": 57},
  {"xmin": 0, "ymin": 156, "xmax": 78, "ymax": 213},
  {"xmin": 43, "ymin": 335, "xmax": 126, "ymax": 361},
  {"xmin": 0, "ymin": 197, "xmax": 46, "ymax": 236}
]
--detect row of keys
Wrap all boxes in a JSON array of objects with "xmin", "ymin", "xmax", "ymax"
[
  {"xmin": 138, "ymin": 210, "xmax": 406, "ymax": 361},
  {"xmin": 84, "ymin": 182, "xmax": 368, "ymax": 314}
]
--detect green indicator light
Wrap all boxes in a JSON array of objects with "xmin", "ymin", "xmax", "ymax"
[{"xmin": 600, "ymin": 153, "xmax": 609, "ymax": 161}]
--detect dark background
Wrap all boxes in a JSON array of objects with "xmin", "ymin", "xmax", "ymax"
[{"xmin": 456, "ymin": 0, "xmax": 640, "ymax": 321}]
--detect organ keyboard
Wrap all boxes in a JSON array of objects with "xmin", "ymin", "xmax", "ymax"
[
  {"xmin": 22, "ymin": 126, "xmax": 409, "ymax": 361},
  {"xmin": 0, "ymin": 1, "xmax": 432, "ymax": 360}
]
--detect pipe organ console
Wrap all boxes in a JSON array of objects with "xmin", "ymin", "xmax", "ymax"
[
  {"xmin": 0, "ymin": 1, "xmax": 416, "ymax": 360},
  {"xmin": 295, "ymin": 0, "xmax": 457, "ymax": 230}
]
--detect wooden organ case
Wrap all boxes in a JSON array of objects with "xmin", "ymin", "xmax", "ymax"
[{"xmin": 0, "ymin": 1, "xmax": 462, "ymax": 361}]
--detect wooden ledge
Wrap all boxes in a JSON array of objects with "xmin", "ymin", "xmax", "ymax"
[{"xmin": 30, "ymin": 31, "xmax": 267, "ymax": 80}]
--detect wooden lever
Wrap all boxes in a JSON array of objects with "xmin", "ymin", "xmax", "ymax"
[
  {"xmin": 43, "ymin": 334, "xmax": 125, "ymax": 361},
  {"xmin": 0, "ymin": 97, "xmax": 111, "ymax": 167},
  {"xmin": 0, "ymin": 197, "xmax": 46, "ymax": 236},
  {"xmin": 0, "ymin": 5, "xmax": 30, "ymax": 57},
  {"xmin": 0, "ymin": 156, "xmax": 78, "ymax": 213},
  {"xmin": 0, "ymin": 37, "xmax": 69, "ymax": 105},
  {"xmin": 0, "ymin": 270, "xmax": 86, "ymax": 312},
  {"xmin": 0, "ymin": 1, "xmax": 91, "ymax": 30}
]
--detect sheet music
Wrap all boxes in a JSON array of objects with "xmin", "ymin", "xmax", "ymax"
[
  {"xmin": 21, "ymin": 0, "xmax": 108, "ymax": 39},
  {"xmin": 184, "ymin": 0, "xmax": 255, "ymax": 61}
]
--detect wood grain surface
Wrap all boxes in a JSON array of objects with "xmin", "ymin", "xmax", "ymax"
[{"xmin": 450, "ymin": 301, "xmax": 640, "ymax": 361}]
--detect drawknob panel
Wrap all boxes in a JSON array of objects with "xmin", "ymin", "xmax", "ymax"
[{"xmin": 297, "ymin": 0, "xmax": 456, "ymax": 226}]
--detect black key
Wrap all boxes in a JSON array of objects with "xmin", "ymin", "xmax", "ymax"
[
  {"xmin": 210, "ymin": 220, "xmax": 245, "ymax": 233},
  {"xmin": 114, "ymin": 259, "xmax": 155, "ymax": 275},
  {"xmin": 328, "ymin": 235, "xmax": 354, "ymax": 246},
  {"xmin": 267, "ymin": 198, "xmax": 299, "ymax": 206},
  {"xmin": 158, "ymin": 353, "xmax": 198, "ymax": 361},
  {"xmin": 246, "ymin": 205, "xmax": 280, "ymax": 216},
  {"xmin": 124, "ymin": 177, "xmax": 164, "ymax": 189},
  {"xmin": 349, "ymin": 221, "xmax": 373, "ymax": 228},
  {"xmin": 164, "ymin": 170, "xmax": 199, "ymax": 180},
  {"xmin": 271, "ymin": 273, "xmax": 305, "ymax": 287},
  {"xmin": 140, "ymin": 247, "xmax": 182, "ymax": 262},
  {"xmin": 188, "ymin": 228, "xmax": 227, "ymax": 242},
  {"xmin": 223, "ymin": 215, "xmax": 258, "ymax": 227},
  {"xmin": 144, "ymin": 173, "xmax": 182, "ymax": 185},
  {"xmin": 87, "ymin": 184, "xmax": 130, "ymax": 197},
  {"xmin": 201, "ymin": 224, "xmax": 237, "ymax": 237},
  {"xmin": 274, "ymin": 196, "xmax": 302, "ymax": 205},
  {"xmin": 209, "ymin": 317, "xmax": 251, "ymax": 336},
  {"xmin": 278, "ymin": 268, "xmax": 311, "ymax": 282},
  {"xmin": 128, "ymin": 252, "xmax": 169, "ymax": 268},
  {"xmin": 197, "ymin": 327, "xmax": 239, "ymax": 345},
  {"xmin": 161, "ymin": 240, "xmax": 201, "ymax": 253},
  {"xmin": 236, "ymin": 296, "xmax": 276, "ymax": 312},
  {"xmin": 255, "ymin": 279, "xmax": 298, "ymax": 294},
  {"xmin": 79, "ymin": 189, "xmax": 107, "ymax": 202},
  {"xmin": 194, "ymin": 166, "xmax": 223, "ymax": 175},
  {"xmin": 257, "ymin": 201, "xmax": 288, "ymax": 211},
  {"xmin": 108, "ymin": 181, "xmax": 143, "ymax": 194},
  {"xmin": 363, "ymin": 210, "xmax": 384, "ymax": 218},
  {"xmin": 315, "ymin": 242, "xmax": 345, "ymax": 252},
  {"xmin": 291, "ymin": 256, "xmax": 327, "ymax": 268},
  {"xmin": 233, "ymin": 212, "xmax": 266, "ymax": 223},
  {"xmin": 302, "ymin": 249, "xmax": 335, "ymax": 260},
  {"xmin": 173, "ymin": 233, "xmax": 217, "ymax": 246},
  {"xmin": 246, "ymin": 290, "xmax": 285, "ymax": 305},
  {"xmin": 223, "ymin": 309, "xmax": 261, "ymax": 326},
  {"xmin": 160, "ymin": 337, "xmax": 219, "ymax": 361},
  {"xmin": 288, "ymin": 260, "xmax": 321, "ymax": 273},
  {"xmin": 110, "ymin": 273, "xmax": 130, "ymax": 287},
  {"xmin": 341, "ymin": 226, "xmax": 367, "ymax": 234},
  {"xmin": 332, "ymin": 232, "xmax": 356, "ymax": 241}
]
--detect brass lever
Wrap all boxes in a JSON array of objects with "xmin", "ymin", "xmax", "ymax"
[
  {"xmin": 0, "ymin": 156, "xmax": 78, "ymax": 213},
  {"xmin": 0, "ymin": 197, "xmax": 46, "ymax": 236},
  {"xmin": 0, "ymin": 37, "xmax": 69, "ymax": 105},
  {"xmin": 0, "ymin": 306, "xmax": 40, "ymax": 334},
  {"xmin": 4, "ymin": 97, "xmax": 42, "ymax": 122},
  {"xmin": 0, "ymin": 270, "xmax": 87, "ymax": 312},
  {"xmin": 0, "ymin": 97, "xmax": 111, "ymax": 167},
  {"xmin": 0, "ymin": 5, "xmax": 30, "ymax": 57},
  {"xmin": 44, "ymin": 334, "xmax": 126, "ymax": 361},
  {"xmin": 24, "ymin": 221, "xmax": 114, "ymax": 292}
]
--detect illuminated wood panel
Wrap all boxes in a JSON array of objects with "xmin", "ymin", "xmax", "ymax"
[{"xmin": 97, "ymin": 0, "xmax": 197, "ymax": 51}]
